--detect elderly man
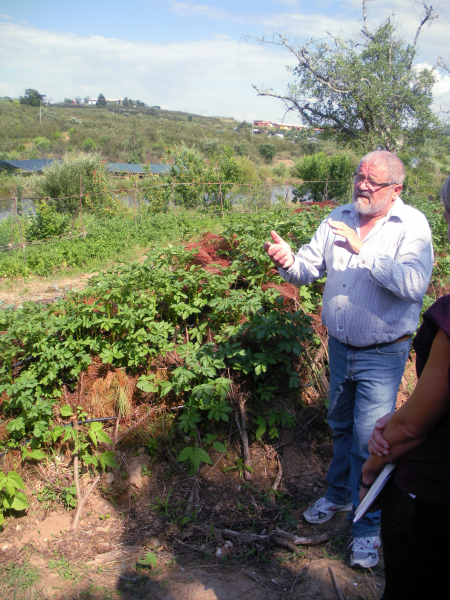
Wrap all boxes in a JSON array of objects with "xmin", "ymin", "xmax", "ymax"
[{"xmin": 264, "ymin": 151, "xmax": 433, "ymax": 568}]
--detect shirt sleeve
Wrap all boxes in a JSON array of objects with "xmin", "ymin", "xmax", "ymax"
[
  {"xmin": 358, "ymin": 217, "xmax": 434, "ymax": 303},
  {"xmin": 278, "ymin": 218, "xmax": 329, "ymax": 287}
]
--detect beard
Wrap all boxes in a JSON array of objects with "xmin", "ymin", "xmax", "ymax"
[{"xmin": 352, "ymin": 188, "xmax": 391, "ymax": 215}]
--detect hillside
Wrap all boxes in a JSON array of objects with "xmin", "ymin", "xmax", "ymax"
[{"xmin": 0, "ymin": 101, "xmax": 307, "ymax": 166}]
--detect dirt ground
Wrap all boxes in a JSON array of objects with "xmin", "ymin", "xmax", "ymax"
[
  {"xmin": 0, "ymin": 274, "xmax": 416, "ymax": 600},
  {"xmin": 0, "ymin": 407, "xmax": 388, "ymax": 600}
]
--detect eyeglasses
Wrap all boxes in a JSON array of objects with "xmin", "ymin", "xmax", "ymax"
[{"xmin": 352, "ymin": 173, "xmax": 399, "ymax": 191}]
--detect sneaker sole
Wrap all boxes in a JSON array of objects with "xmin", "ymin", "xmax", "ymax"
[
  {"xmin": 350, "ymin": 557, "xmax": 379, "ymax": 569},
  {"xmin": 303, "ymin": 502, "xmax": 353, "ymax": 524}
]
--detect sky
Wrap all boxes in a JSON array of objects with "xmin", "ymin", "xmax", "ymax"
[{"xmin": 0, "ymin": 0, "xmax": 449, "ymax": 123}]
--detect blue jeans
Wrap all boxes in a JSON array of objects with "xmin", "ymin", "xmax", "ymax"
[{"xmin": 325, "ymin": 335, "xmax": 411, "ymax": 537}]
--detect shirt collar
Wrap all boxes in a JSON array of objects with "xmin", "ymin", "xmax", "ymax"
[{"xmin": 343, "ymin": 197, "xmax": 405, "ymax": 222}]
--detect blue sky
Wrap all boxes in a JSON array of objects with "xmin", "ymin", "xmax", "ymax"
[{"xmin": 1, "ymin": 0, "xmax": 449, "ymax": 122}]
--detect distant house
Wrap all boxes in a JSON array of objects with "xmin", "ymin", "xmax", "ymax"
[
  {"xmin": 253, "ymin": 120, "xmax": 273, "ymax": 128},
  {"xmin": 86, "ymin": 98, "xmax": 123, "ymax": 105}
]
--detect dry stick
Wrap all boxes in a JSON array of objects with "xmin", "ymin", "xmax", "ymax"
[
  {"xmin": 71, "ymin": 473, "xmax": 101, "ymax": 531},
  {"xmin": 133, "ymin": 176, "xmax": 137, "ymax": 225},
  {"xmin": 216, "ymin": 164, "xmax": 224, "ymax": 220},
  {"xmin": 78, "ymin": 175, "xmax": 85, "ymax": 238},
  {"xmin": 270, "ymin": 456, "xmax": 283, "ymax": 506},
  {"xmin": 15, "ymin": 201, "xmax": 27, "ymax": 268},
  {"xmin": 328, "ymin": 567, "xmax": 345, "ymax": 600},
  {"xmin": 9, "ymin": 194, "xmax": 16, "ymax": 249},
  {"xmin": 238, "ymin": 394, "xmax": 252, "ymax": 480}
]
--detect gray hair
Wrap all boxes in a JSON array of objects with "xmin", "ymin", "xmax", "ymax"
[
  {"xmin": 359, "ymin": 151, "xmax": 405, "ymax": 185},
  {"xmin": 442, "ymin": 177, "xmax": 450, "ymax": 212}
]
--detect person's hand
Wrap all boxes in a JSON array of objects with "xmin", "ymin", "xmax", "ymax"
[
  {"xmin": 263, "ymin": 230, "xmax": 294, "ymax": 270},
  {"xmin": 368, "ymin": 412, "xmax": 394, "ymax": 457},
  {"xmin": 328, "ymin": 219, "xmax": 364, "ymax": 254}
]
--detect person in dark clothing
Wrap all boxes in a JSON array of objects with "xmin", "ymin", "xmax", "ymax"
[{"xmin": 360, "ymin": 176, "xmax": 450, "ymax": 599}]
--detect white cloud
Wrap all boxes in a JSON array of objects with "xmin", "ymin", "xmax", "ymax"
[
  {"xmin": 0, "ymin": 22, "xmax": 300, "ymax": 122},
  {"xmin": 168, "ymin": 1, "xmax": 235, "ymax": 20},
  {"xmin": 0, "ymin": 13, "xmax": 11, "ymax": 20}
]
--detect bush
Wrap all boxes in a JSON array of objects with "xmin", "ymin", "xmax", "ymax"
[
  {"xmin": 28, "ymin": 152, "xmax": 121, "ymax": 215},
  {"xmin": 292, "ymin": 151, "xmax": 356, "ymax": 202},
  {"xmin": 51, "ymin": 132, "xmax": 62, "ymax": 141},
  {"xmin": 26, "ymin": 201, "xmax": 71, "ymax": 241},
  {"xmin": 257, "ymin": 143, "xmax": 277, "ymax": 163},
  {"xmin": 33, "ymin": 136, "xmax": 51, "ymax": 151},
  {"xmin": 82, "ymin": 138, "xmax": 96, "ymax": 152}
]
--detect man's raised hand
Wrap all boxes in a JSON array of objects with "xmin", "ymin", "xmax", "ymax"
[{"xmin": 263, "ymin": 230, "xmax": 294, "ymax": 270}]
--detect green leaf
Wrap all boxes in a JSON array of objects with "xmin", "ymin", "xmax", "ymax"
[
  {"xmin": 25, "ymin": 450, "xmax": 47, "ymax": 461},
  {"xmin": 10, "ymin": 491, "xmax": 29, "ymax": 511},
  {"xmin": 192, "ymin": 448, "xmax": 212, "ymax": 466},
  {"xmin": 177, "ymin": 446, "xmax": 194, "ymax": 462},
  {"xmin": 88, "ymin": 430, "xmax": 98, "ymax": 448},
  {"xmin": 99, "ymin": 451, "xmax": 119, "ymax": 469},
  {"xmin": 212, "ymin": 441, "xmax": 227, "ymax": 454},
  {"xmin": 5, "ymin": 471, "xmax": 26, "ymax": 490},
  {"xmin": 96, "ymin": 431, "xmax": 113, "ymax": 444},
  {"xmin": 89, "ymin": 422, "xmax": 103, "ymax": 432},
  {"xmin": 138, "ymin": 552, "xmax": 157, "ymax": 567},
  {"xmin": 60, "ymin": 404, "xmax": 74, "ymax": 417},
  {"xmin": 81, "ymin": 454, "xmax": 98, "ymax": 466}
]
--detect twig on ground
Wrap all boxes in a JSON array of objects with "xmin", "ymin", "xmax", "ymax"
[
  {"xmin": 270, "ymin": 456, "xmax": 283, "ymax": 506},
  {"xmin": 328, "ymin": 566, "xmax": 345, "ymax": 600}
]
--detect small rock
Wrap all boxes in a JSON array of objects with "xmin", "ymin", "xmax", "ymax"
[
  {"xmin": 215, "ymin": 540, "xmax": 234, "ymax": 557},
  {"xmin": 105, "ymin": 473, "xmax": 115, "ymax": 484},
  {"xmin": 214, "ymin": 503, "xmax": 222, "ymax": 512},
  {"xmin": 128, "ymin": 457, "xmax": 149, "ymax": 489},
  {"xmin": 16, "ymin": 525, "xmax": 21, "ymax": 531}
]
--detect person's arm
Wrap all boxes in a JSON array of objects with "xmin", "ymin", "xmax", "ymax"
[
  {"xmin": 357, "ymin": 221, "xmax": 433, "ymax": 303},
  {"xmin": 266, "ymin": 218, "xmax": 329, "ymax": 288},
  {"xmin": 360, "ymin": 328, "xmax": 450, "ymax": 496}
]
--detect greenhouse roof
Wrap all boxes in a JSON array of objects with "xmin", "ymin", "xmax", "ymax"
[
  {"xmin": 0, "ymin": 159, "xmax": 171, "ymax": 175},
  {"xmin": 0, "ymin": 159, "xmax": 58, "ymax": 172}
]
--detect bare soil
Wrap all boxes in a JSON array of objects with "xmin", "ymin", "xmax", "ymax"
[
  {"xmin": 0, "ymin": 403, "xmax": 389, "ymax": 600},
  {"xmin": 0, "ymin": 267, "xmax": 417, "ymax": 600}
]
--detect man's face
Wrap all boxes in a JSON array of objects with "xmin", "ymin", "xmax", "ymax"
[{"xmin": 352, "ymin": 161, "xmax": 399, "ymax": 216}]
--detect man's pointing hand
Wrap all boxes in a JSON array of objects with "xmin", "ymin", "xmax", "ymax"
[{"xmin": 263, "ymin": 230, "xmax": 294, "ymax": 270}]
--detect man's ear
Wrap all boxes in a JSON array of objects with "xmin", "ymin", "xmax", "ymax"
[{"xmin": 392, "ymin": 184, "xmax": 403, "ymax": 201}]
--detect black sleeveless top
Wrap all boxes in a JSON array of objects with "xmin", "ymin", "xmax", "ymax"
[{"xmin": 394, "ymin": 294, "xmax": 450, "ymax": 502}]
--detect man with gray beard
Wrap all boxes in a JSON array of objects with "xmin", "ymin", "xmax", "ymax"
[{"xmin": 263, "ymin": 151, "xmax": 433, "ymax": 568}]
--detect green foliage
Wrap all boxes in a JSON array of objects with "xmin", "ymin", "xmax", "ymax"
[
  {"xmin": 137, "ymin": 552, "xmax": 157, "ymax": 568},
  {"xmin": 19, "ymin": 89, "xmax": 43, "ymax": 107},
  {"xmin": 97, "ymin": 94, "xmax": 107, "ymax": 108},
  {"xmin": 166, "ymin": 144, "xmax": 243, "ymax": 210},
  {"xmin": 38, "ymin": 482, "xmax": 78, "ymax": 510},
  {"xmin": 82, "ymin": 137, "xmax": 96, "ymax": 152},
  {"xmin": 256, "ymin": 5, "xmax": 443, "ymax": 150},
  {"xmin": 0, "ymin": 471, "xmax": 29, "ymax": 526},
  {"xmin": 51, "ymin": 131, "xmax": 62, "ymax": 141},
  {"xmin": 33, "ymin": 136, "xmax": 51, "ymax": 151},
  {"xmin": 223, "ymin": 458, "xmax": 254, "ymax": 478},
  {"xmin": 25, "ymin": 200, "xmax": 71, "ymax": 241},
  {"xmin": 257, "ymin": 143, "xmax": 277, "ymax": 163},
  {"xmin": 177, "ymin": 446, "xmax": 213, "ymax": 474},
  {"xmin": 292, "ymin": 152, "xmax": 356, "ymax": 202},
  {"xmin": 28, "ymin": 152, "xmax": 120, "ymax": 215}
]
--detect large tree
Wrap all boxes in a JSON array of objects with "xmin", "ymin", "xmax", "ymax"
[
  {"xmin": 251, "ymin": 2, "xmax": 449, "ymax": 151},
  {"xmin": 19, "ymin": 89, "xmax": 45, "ymax": 107}
]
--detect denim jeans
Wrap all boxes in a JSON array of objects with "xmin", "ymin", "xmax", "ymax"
[{"xmin": 325, "ymin": 335, "xmax": 411, "ymax": 537}]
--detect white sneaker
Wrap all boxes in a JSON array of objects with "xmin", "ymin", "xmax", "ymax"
[
  {"xmin": 303, "ymin": 497, "xmax": 353, "ymax": 524},
  {"xmin": 349, "ymin": 536, "xmax": 380, "ymax": 568}
]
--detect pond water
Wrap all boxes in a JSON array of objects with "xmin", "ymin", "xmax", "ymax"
[{"xmin": 0, "ymin": 184, "xmax": 297, "ymax": 222}]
